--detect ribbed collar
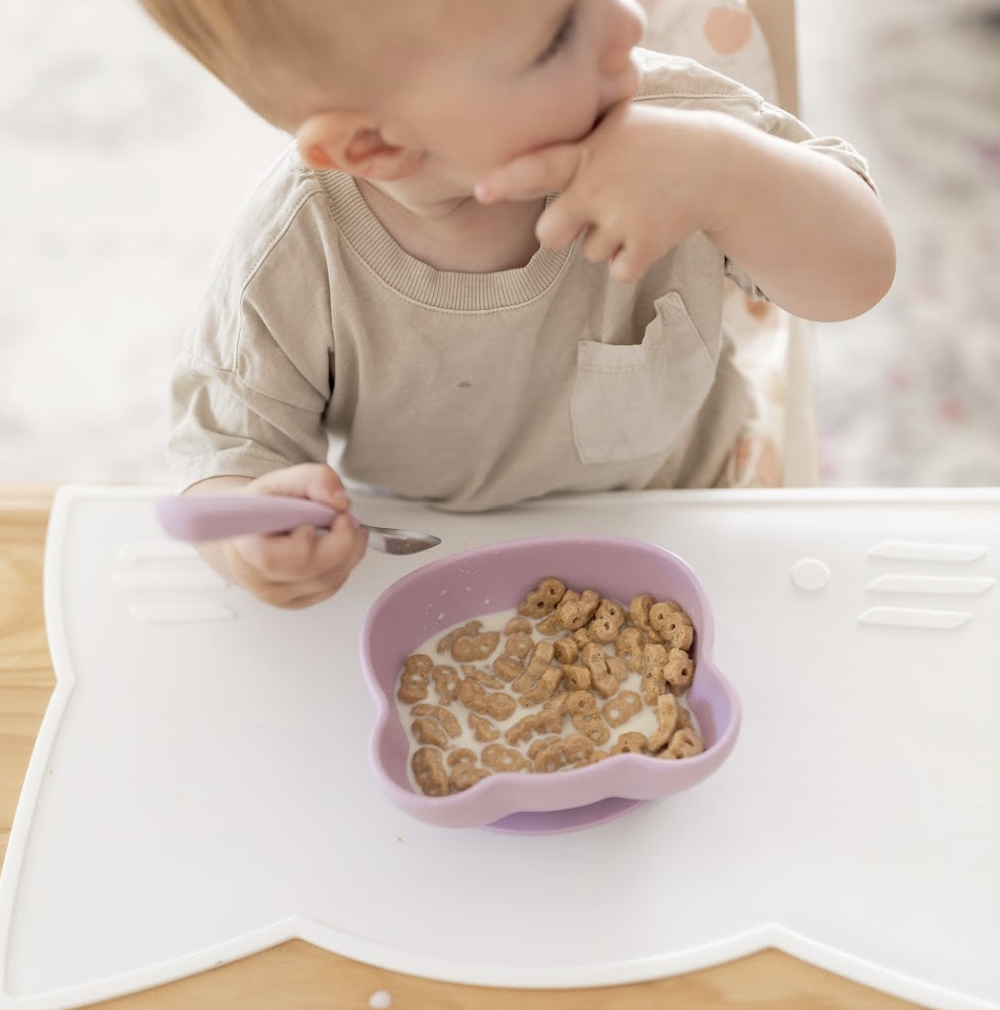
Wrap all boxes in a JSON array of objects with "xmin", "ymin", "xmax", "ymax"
[{"xmin": 315, "ymin": 170, "xmax": 570, "ymax": 312}]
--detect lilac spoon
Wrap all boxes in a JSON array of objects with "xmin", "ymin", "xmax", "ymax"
[{"xmin": 154, "ymin": 495, "xmax": 442, "ymax": 556}]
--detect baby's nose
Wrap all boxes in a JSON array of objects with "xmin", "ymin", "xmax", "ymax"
[{"xmin": 601, "ymin": 0, "xmax": 646, "ymax": 75}]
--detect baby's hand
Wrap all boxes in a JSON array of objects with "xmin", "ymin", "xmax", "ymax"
[
  {"xmin": 476, "ymin": 102, "xmax": 726, "ymax": 284},
  {"xmin": 189, "ymin": 464, "xmax": 368, "ymax": 609}
]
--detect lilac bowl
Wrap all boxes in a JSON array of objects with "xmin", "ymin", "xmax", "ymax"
[{"xmin": 360, "ymin": 535, "xmax": 740, "ymax": 830}]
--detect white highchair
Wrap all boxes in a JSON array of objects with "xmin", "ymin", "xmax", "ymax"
[{"xmin": 641, "ymin": 0, "xmax": 819, "ymax": 487}]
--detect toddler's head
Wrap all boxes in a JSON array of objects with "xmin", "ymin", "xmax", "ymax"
[{"xmin": 139, "ymin": 0, "xmax": 646, "ymax": 190}]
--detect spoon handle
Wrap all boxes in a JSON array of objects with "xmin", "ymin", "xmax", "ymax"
[{"xmin": 155, "ymin": 494, "xmax": 339, "ymax": 542}]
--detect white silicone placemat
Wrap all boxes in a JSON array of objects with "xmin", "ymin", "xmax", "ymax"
[{"xmin": 0, "ymin": 485, "xmax": 996, "ymax": 1010}]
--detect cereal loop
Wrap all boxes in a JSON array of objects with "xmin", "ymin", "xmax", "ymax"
[
  {"xmin": 457, "ymin": 677, "xmax": 518, "ymax": 720},
  {"xmin": 603, "ymin": 690, "xmax": 643, "ymax": 727},
  {"xmin": 611, "ymin": 731, "xmax": 650, "ymax": 755},
  {"xmin": 504, "ymin": 631, "xmax": 535, "ymax": 661},
  {"xmin": 519, "ymin": 665, "xmax": 563, "ymax": 707},
  {"xmin": 649, "ymin": 602, "xmax": 694, "ymax": 651},
  {"xmin": 469, "ymin": 713, "xmax": 501, "ymax": 742},
  {"xmin": 482, "ymin": 743, "xmax": 533, "ymax": 774},
  {"xmin": 505, "ymin": 707, "xmax": 563, "ymax": 746},
  {"xmin": 451, "ymin": 762, "xmax": 491, "ymax": 792},
  {"xmin": 517, "ymin": 577, "xmax": 567, "ymax": 618},
  {"xmin": 437, "ymin": 621, "xmax": 482, "ymax": 655},
  {"xmin": 648, "ymin": 693, "xmax": 681, "ymax": 752},
  {"xmin": 431, "ymin": 664, "xmax": 460, "ymax": 704},
  {"xmin": 398, "ymin": 654, "xmax": 433, "ymax": 704},
  {"xmin": 552, "ymin": 637, "xmax": 579, "ymax": 665},
  {"xmin": 567, "ymin": 690, "xmax": 610, "ymax": 745},
  {"xmin": 512, "ymin": 640, "xmax": 555, "ymax": 693},
  {"xmin": 589, "ymin": 598, "xmax": 626, "ymax": 643},
  {"xmin": 411, "ymin": 716, "xmax": 451, "ymax": 749},
  {"xmin": 561, "ymin": 664, "xmax": 591, "ymax": 692},
  {"xmin": 664, "ymin": 648, "xmax": 695, "ymax": 695},
  {"xmin": 533, "ymin": 733, "xmax": 596, "ymax": 773},
  {"xmin": 503, "ymin": 616, "xmax": 533, "ymax": 636},
  {"xmin": 412, "ymin": 747, "xmax": 450, "ymax": 796},
  {"xmin": 492, "ymin": 653, "xmax": 524, "ymax": 683},
  {"xmin": 411, "ymin": 703, "xmax": 462, "ymax": 738},
  {"xmin": 614, "ymin": 627, "xmax": 645, "ymax": 673},
  {"xmin": 452, "ymin": 631, "xmax": 501, "ymax": 663},
  {"xmin": 557, "ymin": 589, "xmax": 601, "ymax": 631},
  {"xmin": 664, "ymin": 727, "xmax": 705, "ymax": 759}
]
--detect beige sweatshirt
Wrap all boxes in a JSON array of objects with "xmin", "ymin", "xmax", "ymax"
[{"xmin": 168, "ymin": 51, "xmax": 872, "ymax": 511}]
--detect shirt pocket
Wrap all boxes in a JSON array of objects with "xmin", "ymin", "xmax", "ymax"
[{"xmin": 571, "ymin": 291, "xmax": 717, "ymax": 465}]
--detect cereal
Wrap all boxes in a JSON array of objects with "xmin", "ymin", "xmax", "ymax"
[
  {"xmin": 557, "ymin": 589, "xmax": 601, "ymax": 630},
  {"xmin": 452, "ymin": 630, "xmax": 501, "ymax": 663},
  {"xmin": 533, "ymin": 733, "xmax": 595, "ymax": 773},
  {"xmin": 580, "ymin": 642, "xmax": 619, "ymax": 699},
  {"xmin": 647, "ymin": 693, "xmax": 681, "ymax": 752},
  {"xmin": 640, "ymin": 643, "xmax": 670, "ymax": 705},
  {"xmin": 628, "ymin": 593, "xmax": 659, "ymax": 641},
  {"xmin": 396, "ymin": 579, "xmax": 702, "ymax": 796},
  {"xmin": 431, "ymin": 664, "xmax": 460, "ymax": 704},
  {"xmin": 517, "ymin": 577, "xmax": 567, "ymax": 618},
  {"xmin": 491, "ymin": 653, "xmax": 524, "ymax": 683},
  {"xmin": 606, "ymin": 655, "xmax": 629, "ymax": 683},
  {"xmin": 482, "ymin": 743, "xmax": 533, "ymax": 773},
  {"xmin": 504, "ymin": 631, "xmax": 535, "ymax": 661},
  {"xmin": 468, "ymin": 713, "xmax": 501, "ymax": 742},
  {"xmin": 602, "ymin": 689, "xmax": 643, "ymax": 727},
  {"xmin": 552, "ymin": 637, "xmax": 579, "ymax": 665},
  {"xmin": 572, "ymin": 627, "xmax": 593, "ymax": 648},
  {"xmin": 411, "ymin": 716, "xmax": 451, "ymax": 749},
  {"xmin": 411, "ymin": 703, "xmax": 462, "ymax": 739},
  {"xmin": 462, "ymin": 664, "xmax": 507, "ymax": 690},
  {"xmin": 560, "ymin": 664, "xmax": 591, "ymax": 692},
  {"xmin": 519, "ymin": 665, "xmax": 564, "ymax": 707},
  {"xmin": 649, "ymin": 602, "xmax": 694, "ymax": 651},
  {"xmin": 664, "ymin": 727, "xmax": 705, "ymax": 759},
  {"xmin": 588, "ymin": 598, "xmax": 626, "ymax": 643},
  {"xmin": 614, "ymin": 628, "xmax": 645, "ymax": 673},
  {"xmin": 527, "ymin": 735, "xmax": 563, "ymax": 761},
  {"xmin": 611, "ymin": 731, "xmax": 650, "ymax": 755},
  {"xmin": 411, "ymin": 746, "xmax": 450, "ymax": 796},
  {"xmin": 505, "ymin": 707, "xmax": 564, "ymax": 746},
  {"xmin": 503, "ymin": 616, "xmax": 533, "ymax": 636},
  {"xmin": 457, "ymin": 677, "xmax": 518, "ymax": 720},
  {"xmin": 437, "ymin": 620, "xmax": 483, "ymax": 655},
  {"xmin": 447, "ymin": 747, "xmax": 479, "ymax": 767},
  {"xmin": 511, "ymin": 640, "xmax": 555, "ymax": 693},
  {"xmin": 451, "ymin": 762, "xmax": 491, "ymax": 792},
  {"xmin": 398, "ymin": 654, "xmax": 433, "ymax": 704},
  {"xmin": 535, "ymin": 613, "xmax": 563, "ymax": 636},
  {"xmin": 567, "ymin": 690, "xmax": 611, "ymax": 745},
  {"xmin": 664, "ymin": 648, "xmax": 695, "ymax": 695}
]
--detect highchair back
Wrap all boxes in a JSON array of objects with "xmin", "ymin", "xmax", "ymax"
[{"xmin": 640, "ymin": 0, "xmax": 819, "ymax": 486}]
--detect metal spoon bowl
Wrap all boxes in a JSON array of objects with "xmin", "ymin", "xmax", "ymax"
[{"xmin": 154, "ymin": 494, "xmax": 442, "ymax": 555}]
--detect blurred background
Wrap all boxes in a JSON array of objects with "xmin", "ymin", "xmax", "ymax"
[{"xmin": 1, "ymin": 0, "xmax": 998, "ymax": 487}]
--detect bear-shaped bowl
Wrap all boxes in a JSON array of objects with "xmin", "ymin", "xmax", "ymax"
[{"xmin": 360, "ymin": 535, "xmax": 740, "ymax": 831}]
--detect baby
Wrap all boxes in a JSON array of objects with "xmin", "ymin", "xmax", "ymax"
[{"xmin": 140, "ymin": 0, "xmax": 895, "ymax": 607}]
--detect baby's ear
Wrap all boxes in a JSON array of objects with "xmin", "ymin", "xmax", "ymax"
[{"xmin": 296, "ymin": 111, "xmax": 423, "ymax": 180}]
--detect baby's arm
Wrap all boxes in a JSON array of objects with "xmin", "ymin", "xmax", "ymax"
[
  {"xmin": 186, "ymin": 464, "xmax": 368, "ymax": 610},
  {"xmin": 476, "ymin": 102, "xmax": 895, "ymax": 323}
]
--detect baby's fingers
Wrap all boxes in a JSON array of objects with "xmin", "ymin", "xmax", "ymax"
[
  {"xmin": 229, "ymin": 514, "xmax": 366, "ymax": 607},
  {"xmin": 534, "ymin": 193, "xmax": 594, "ymax": 251},
  {"xmin": 475, "ymin": 144, "xmax": 581, "ymax": 204}
]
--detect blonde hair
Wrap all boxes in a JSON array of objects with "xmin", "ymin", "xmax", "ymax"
[{"xmin": 137, "ymin": 0, "xmax": 381, "ymax": 131}]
